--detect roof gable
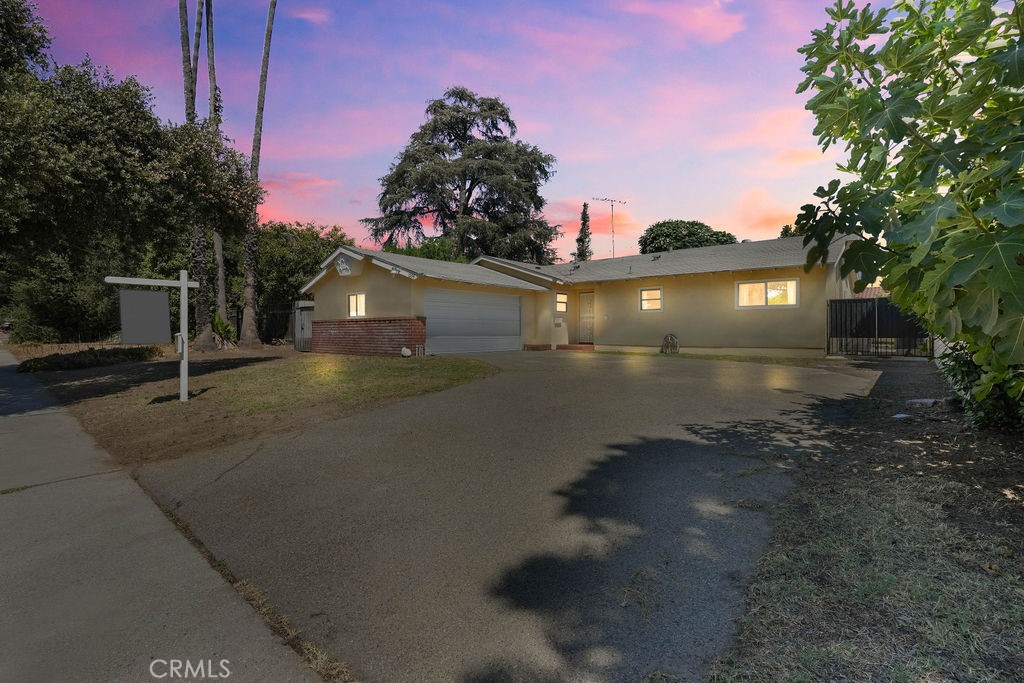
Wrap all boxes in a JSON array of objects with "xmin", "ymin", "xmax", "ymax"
[{"xmin": 301, "ymin": 246, "xmax": 547, "ymax": 294}]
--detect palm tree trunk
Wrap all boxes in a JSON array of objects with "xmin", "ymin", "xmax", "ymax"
[
  {"xmin": 191, "ymin": 223, "xmax": 216, "ymax": 351},
  {"xmin": 178, "ymin": 0, "xmax": 196, "ymax": 122},
  {"xmin": 239, "ymin": 0, "xmax": 277, "ymax": 347},
  {"xmin": 205, "ymin": 0, "xmax": 218, "ymax": 126},
  {"xmin": 179, "ymin": 0, "xmax": 218, "ymax": 350},
  {"xmin": 204, "ymin": 0, "xmax": 229, "ymax": 325}
]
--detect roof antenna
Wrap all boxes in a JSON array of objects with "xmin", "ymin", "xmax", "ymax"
[{"xmin": 592, "ymin": 196, "xmax": 627, "ymax": 258}]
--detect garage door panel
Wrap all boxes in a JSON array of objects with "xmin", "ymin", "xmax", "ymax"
[{"xmin": 424, "ymin": 288, "xmax": 521, "ymax": 354}]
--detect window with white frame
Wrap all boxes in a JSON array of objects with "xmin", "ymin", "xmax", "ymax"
[
  {"xmin": 348, "ymin": 292, "xmax": 366, "ymax": 317},
  {"xmin": 555, "ymin": 292, "xmax": 568, "ymax": 313},
  {"xmin": 736, "ymin": 279, "xmax": 799, "ymax": 308},
  {"xmin": 640, "ymin": 287, "xmax": 662, "ymax": 311}
]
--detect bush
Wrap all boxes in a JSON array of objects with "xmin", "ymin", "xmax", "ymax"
[
  {"xmin": 17, "ymin": 345, "xmax": 163, "ymax": 372},
  {"xmin": 939, "ymin": 342, "xmax": 1024, "ymax": 432}
]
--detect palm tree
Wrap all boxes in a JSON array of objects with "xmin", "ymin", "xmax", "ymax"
[
  {"xmin": 204, "ymin": 0, "xmax": 230, "ymax": 326},
  {"xmin": 239, "ymin": 0, "xmax": 277, "ymax": 347},
  {"xmin": 178, "ymin": 0, "xmax": 217, "ymax": 351},
  {"xmin": 178, "ymin": 0, "xmax": 203, "ymax": 123}
]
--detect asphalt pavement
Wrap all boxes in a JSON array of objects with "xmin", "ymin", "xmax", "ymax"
[
  {"xmin": 138, "ymin": 351, "xmax": 878, "ymax": 682},
  {"xmin": 0, "ymin": 344, "xmax": 317, "ymax": 683}
]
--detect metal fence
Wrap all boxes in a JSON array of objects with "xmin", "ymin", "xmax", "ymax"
[{"xmin": 827, "ymin": 297, "xmax": 932, "ymax": 357}]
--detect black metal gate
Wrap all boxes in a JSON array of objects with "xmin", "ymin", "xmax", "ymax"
[{"xmin": 827, "ymin": 298, "xmax": 932, "ymax": 357}]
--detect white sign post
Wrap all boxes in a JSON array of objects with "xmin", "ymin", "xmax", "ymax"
[{"xmin": 105, "ymin": 270, "xmax": 199, "ymax": 402}]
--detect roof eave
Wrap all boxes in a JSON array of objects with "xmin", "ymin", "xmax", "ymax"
[
  {"xmin": 471, "ymin": 255, "xmax": 566, "ymax": 285},
  {"xmin": 299, "ymin": 267, "xmax": 329, "ymax": 294},
  {"xmin": 367, "ymin": 255, "xmax": 420, "ymax": 280},
  {"xmin": 317, "ymin": 245, "xmax": 365, "ymax": 270}
]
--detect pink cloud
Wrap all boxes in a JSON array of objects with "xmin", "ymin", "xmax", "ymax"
[
  {"xmin": 35, "ymin": 1, "xmax": 184, "ymax": 101},
  {"xmin": 711, "ymin": 107, "xmax": 813, "ymax": 151},
  {"xmin": 262, "ymin": 171, "xmax": 340, "ymax": 197},
  {"xmin": 256, "ymin": 200, "xmax": 294, "ymax": 224},
  {"xmin": 505, "ymin": 20, "xmax": 634, "ymax": 73},
  {"xmin": 288, "ymin": 7, "xmax": 331, "ymax": 24},
  {"xmin": 619, "ymin": 0, "xmax": 745, "ymax": 44},
  {"xmin": 712, "ymin": 186, "xmax": 800, "ymax": 240},
  {"xmin": 259, "ymin": 104, "xmax": 417, "ymax": 161},
  {"xmin": 545, "ymin": 197, "xmax": 641, "ymax": 237},
  {"xmin": 772, "ymin": 147, "xmax": 831, "ymax": 166}
]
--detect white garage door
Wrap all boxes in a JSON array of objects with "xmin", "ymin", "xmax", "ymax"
[{"xmin": 424, "ymin": 288, "xmax": 521, "ymax": 354}]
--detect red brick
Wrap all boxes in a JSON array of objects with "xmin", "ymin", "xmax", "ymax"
[{"xmin": 311, "ymin": 318, "xmax": 427, "ymax": 356}]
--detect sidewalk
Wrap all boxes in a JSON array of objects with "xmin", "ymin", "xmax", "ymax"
[{"xmin": 0, "ymin": 345, "xmax": 316, "ymax": 682}]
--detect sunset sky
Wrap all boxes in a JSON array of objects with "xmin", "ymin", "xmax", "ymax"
[{"xmin": 33, "ymin": 0, "xmax": 855, "ymax": 260}]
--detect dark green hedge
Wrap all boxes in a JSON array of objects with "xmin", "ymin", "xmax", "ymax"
[{"xmin": 18, "ymin": 345, "xmax": 163, "ymax": 372}]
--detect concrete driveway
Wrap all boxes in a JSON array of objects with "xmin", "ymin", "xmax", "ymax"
[{"xmin": 138, "ymin": 352, "xmax": 876, "ymax": 682}]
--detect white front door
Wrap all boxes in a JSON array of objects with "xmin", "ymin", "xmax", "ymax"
[{"xmin": 578, "ymin": 292, "xmax": 594, "ymax": 344}]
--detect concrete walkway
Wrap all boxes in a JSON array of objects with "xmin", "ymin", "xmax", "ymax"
[{"xmin": 0, "ymin": 345, "xmax": 315, "ymax": 682}]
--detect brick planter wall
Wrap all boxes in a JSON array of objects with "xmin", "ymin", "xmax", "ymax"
[{"xmin": 311, "ymin": 318, "xmax": 427, "ymax": 356}]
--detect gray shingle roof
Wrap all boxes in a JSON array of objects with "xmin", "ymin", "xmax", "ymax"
[
  {"xmin": 537, "ymin": 236, "xmax": 843, "ymax": 283},
  {"xmin": 344, "ymin": 246, "xmax": 547, "ymax": 291}
]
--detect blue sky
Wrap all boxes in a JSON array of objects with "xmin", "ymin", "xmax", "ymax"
[{"xmin": 35, "ymin": 0, "xmax": 851, "ymax": 259}]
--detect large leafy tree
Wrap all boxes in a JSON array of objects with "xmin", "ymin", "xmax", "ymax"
[
  {"xmin": 0, "ymin": 60, "xmax": 171, "ymax": 341},
  {"xmin": 362, "ymin": 86, "xmax": 560, "ymax": 264},
  {"xmin": 0, "ymin": 0, "xmax": 260, "ymax": 343},
  {"xmin": 796, "ymin": 0, "xmax": 1024, "ymax": 414},
  {"xmin": 0, "ymin": 0, "xmax": 48, "ymax": 74},
  {"xmin": 384, "ymin": 235, "xmax": 466, "ymax": 262},
  {"xmin": 256, "ymin": 222, "xmax": 352, "ymax": 314},
  {"xmin": 637, "ymin": 220, "xmax": 737, "ymax": 254}
]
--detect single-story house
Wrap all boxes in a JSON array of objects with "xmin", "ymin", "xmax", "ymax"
[{"xmin": 299, "ymin": 236, "xmax": 854, "ymax": 356}]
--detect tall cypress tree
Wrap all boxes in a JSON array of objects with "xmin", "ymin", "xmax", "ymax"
[{"xmin": 572, "ymin": 202, "xmax": 593, "ymax": 261}]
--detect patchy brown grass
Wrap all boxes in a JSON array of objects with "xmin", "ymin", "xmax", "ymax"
[
  {"xmin": 13, "ymin": 346, "xmax": 497, "ymax": 464},
  {"xmin": 710, "ymin": 362, "xmax": 1024, "ymax": 682}
]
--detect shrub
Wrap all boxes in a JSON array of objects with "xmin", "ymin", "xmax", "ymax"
[
  {"xmin": 939, "ymin": 342, "xmax": 1024, "ymax": 432},
  {"xmin": 17, "ymin": 345, "xmax": 163, "ymax": 372}
]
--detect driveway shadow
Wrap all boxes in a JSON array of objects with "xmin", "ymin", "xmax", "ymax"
[
  {"xmin": 462, "ymin": 364, "xmax": 954, "ymax": 681},
  {"xmin": 464, "ymin": 424, "xmax": 826, "ymax": 682}
]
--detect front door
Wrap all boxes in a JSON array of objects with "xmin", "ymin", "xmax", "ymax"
[{"xmin": 578, "ymin": 292, "xmax": 594, "ymax": 344}]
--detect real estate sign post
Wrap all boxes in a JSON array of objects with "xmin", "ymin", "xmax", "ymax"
[{"xmin": 105, "ymin": 270, "xmax": 199, "ymax": 402}]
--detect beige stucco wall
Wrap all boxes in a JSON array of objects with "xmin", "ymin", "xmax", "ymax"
[
  {"xmin": 309, "ymin": 258, "xmax": 838, "ymax": 350},
  {"xmin": 824, "ymin": 263, "xmax": 855, "ymax": 300},
  {"xmin": 563, "ymin": 265, "xmax": 830, "ymax": 350},
  {"xmin": 309, "ymin": 262, "xmax": 414, "ymax": 320}
]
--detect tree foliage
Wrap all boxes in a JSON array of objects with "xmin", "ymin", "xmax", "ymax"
[
  {"xmin": 0, "ymin": 61, "xmax": 172, "ymax": 341},
  {"xmin": 362, "ymin": 86, "xmax": 560, "ymax": 264},
  {"xmin": 255, "ymin": 222, "xmax": 352, "ymax": 315},
  {"xmin": 384, "ymin": 235, "xmax": 467, "ymax": 262},
  {"xmin": 572, "ymin": 202, "xmax": 593, "ymax": 261},
  {"xmin": 796, "ymin": 0, "xmax": 1024, "ymax": 419},
  {"xmin": 637, "ymin": 220, "xmax": 737, "ymax": 254},
  {"xmin": 779, "ymin": 223, "xmax": 810, "ymax": 238},
  {"xmin": 0, "ymin": 0, "xmax": 49, "ymax": 74},
  {"xmin": 0, "ymin": 0, "xmax": 262, "ymax": 343}
]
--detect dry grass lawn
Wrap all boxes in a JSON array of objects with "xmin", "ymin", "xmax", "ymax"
[
  {"xmin": 8, "ymin": 344, "xmax": 497, "ymax": 464},
  {"xmin": 710, "ymin": 362, "xmax": 1024, "ymax": 682}
]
